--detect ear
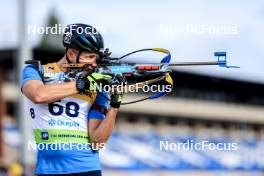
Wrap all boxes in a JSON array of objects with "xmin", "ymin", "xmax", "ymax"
[{"xmin": 67, "ymin": 48, "xmax": 77, "ymax": 62}]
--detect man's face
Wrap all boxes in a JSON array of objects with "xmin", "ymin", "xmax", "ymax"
[
  {"xmin": 79, "ymin": 51, "xmax": 98, "ymax": 68},
  {"xmin": 68, "ymin": 49, "xmax": 98, "ymax": 68}
]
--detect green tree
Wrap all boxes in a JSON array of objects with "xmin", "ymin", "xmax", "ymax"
[{"xmin": 39, "ymin": 10, "xmax": 64, "ymax": 50}]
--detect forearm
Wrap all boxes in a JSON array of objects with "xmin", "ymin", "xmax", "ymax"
[
  {"xmin": 32, "ymin": 81, "xmax": 78, "ymax": 103},
  {"xmin": 90, "ymin": 107, "xmax": 118, "ymax": 144}
]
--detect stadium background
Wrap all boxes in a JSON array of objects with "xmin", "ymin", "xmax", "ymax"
[{"xmin": 0, "ymin": 0, "xmax": 264, "ymax": 175}]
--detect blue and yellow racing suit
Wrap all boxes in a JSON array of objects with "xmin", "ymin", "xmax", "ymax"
[{"xmin": 21, "ymin": 63, "xmax": 108, "ymax": 175}]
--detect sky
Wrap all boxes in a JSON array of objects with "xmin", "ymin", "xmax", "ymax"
[{"xmin": 1, "ymin": 0, "xmax": 264, "ymax": 83}]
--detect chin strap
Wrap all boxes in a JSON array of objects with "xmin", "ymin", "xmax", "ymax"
[{"xmin": 76, "ymin": 51, "xmax": 81, "ymax": 63}]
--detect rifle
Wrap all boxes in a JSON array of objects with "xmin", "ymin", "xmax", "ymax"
[
  {"xmin": 26, "ymin": 48, "xmax": 238, "ymax": 104},
  {"xmin": 61, "ymin": 48, "xmax": 239, "ymax": 104}
]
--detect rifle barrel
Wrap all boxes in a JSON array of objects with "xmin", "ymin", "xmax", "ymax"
[{"xmin": 169, "ymin": 61, "xmax": 219, "ymax": 66}]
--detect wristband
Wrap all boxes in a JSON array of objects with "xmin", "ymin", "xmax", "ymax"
[{"xmin": 110, "ymin": 101, "xmax": 121, "ymax": 109}]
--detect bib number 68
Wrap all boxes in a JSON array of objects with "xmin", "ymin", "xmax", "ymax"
[{"xmin": 48, "ymin": 101, "xmax": 79, "ymax": 117}]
